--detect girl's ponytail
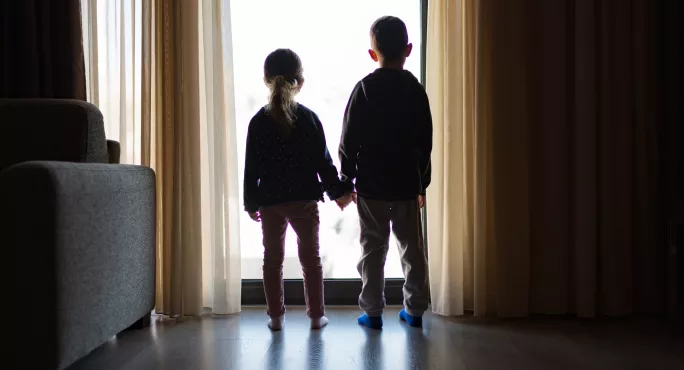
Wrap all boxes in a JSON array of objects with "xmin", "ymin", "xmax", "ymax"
[
  {"xmin": 266, "ymin": 75, "xmax": 299, "ymax": 128},
  {"xmin": 263, "ymin": 49, "xmax": 304, "ymax": 131}
]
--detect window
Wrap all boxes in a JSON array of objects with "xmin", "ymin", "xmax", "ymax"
[{"xmin": 232, "ymin": 0, "xmax": 423, "ymax": 279}]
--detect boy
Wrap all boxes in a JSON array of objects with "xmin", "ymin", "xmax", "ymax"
[{"xmin": 339, "ymin": 16, "xmax": 432, "ymax": 329}]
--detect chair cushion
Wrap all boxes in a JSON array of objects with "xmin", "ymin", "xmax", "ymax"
[{"xmin": 0, "ymin": 99, "xmax": 109, "ymax": 173}]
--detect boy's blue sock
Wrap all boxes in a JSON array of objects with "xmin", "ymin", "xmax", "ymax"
[
  {"xmin": 399, "ymin": 309, "xmax": 423, "ymax": 327},
  {"xmin": 357, "ymin": 313, "xmax": 383, "ymax": 329}
]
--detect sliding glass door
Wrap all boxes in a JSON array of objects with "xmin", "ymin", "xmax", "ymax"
[{"xmin": 231, "ymin": 0, "xmax": 426, "ymax": 302}]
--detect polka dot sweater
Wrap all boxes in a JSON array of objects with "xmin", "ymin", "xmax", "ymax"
[{"xmin": 243, "ymin": 104, "xmax": 349, "ymax": 213}]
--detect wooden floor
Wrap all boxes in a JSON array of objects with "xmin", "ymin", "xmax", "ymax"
[{"xmin": 69, "ymin": 306, "xmax": 684, "ymax": 370}]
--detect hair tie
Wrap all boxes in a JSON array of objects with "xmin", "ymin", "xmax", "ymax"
[{"xmin": 271, "ymin": 75, "xmax": 297, "ymax": 86}]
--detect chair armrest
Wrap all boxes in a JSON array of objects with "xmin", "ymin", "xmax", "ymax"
[
  {"xmin": 107, "ymin": 140, "xmax": 121, "ymax": 164},
  {"xmin": 0, "ymin": 161, "xmax": 156, "ymax": 369}
]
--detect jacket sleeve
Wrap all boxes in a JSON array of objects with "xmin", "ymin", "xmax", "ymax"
[
  {"xmin": 243, "ymin": 119, "xmax": 260, "ymax": 213},
  {"xmin": 417, "ymin": 86, "xmax": 433, "ymax": 195},
  {"xmin": 339, "ymin": 82, "xmax": 366, "ymax": 192},
  {"xmin": 313, "ymin": 113, "xmax": 346, "ymax": 201}
]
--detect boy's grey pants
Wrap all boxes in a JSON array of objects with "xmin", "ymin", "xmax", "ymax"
[{"xmin": 357, "ymin": 196, "xmax": 429, "ymax": 317}]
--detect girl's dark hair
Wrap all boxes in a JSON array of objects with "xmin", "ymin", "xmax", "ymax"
[{"xmin": 264, "ymin": 49, "xmax": 304, "ymax": 128}]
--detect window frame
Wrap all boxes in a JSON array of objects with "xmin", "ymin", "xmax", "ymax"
[{"xmin": 241, "ymin": 0, "xmax": 429, "ymax": 306}]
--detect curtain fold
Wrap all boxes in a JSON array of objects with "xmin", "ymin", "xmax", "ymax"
[
  {"xmin": 82, "ymin": 0, "xmax": 144, "ymax": 165},
  {"xmin": 152, "ymin": 0, "xmax": 204, "ymax": 317},
  {"xmin": 426, "ymin": 0, "xmax": 489, "ymax": 316},
  {"xmin": 153, "ymin": 0, "xmax": 242, "ymax": 316},
  {"xmin": 427, "ymin": 0, "xmax": 660, "ymax": 317},
  {"xmin": 1, "ymin": 0, "xmax": 86, "ymax": 99},
  {"xmin": 81, "ymin": 0, "xmax": 242, "ymax": 317},
  {"xmin": 197, "ymin": 0, "xmax": 242, "ymax": 315}
]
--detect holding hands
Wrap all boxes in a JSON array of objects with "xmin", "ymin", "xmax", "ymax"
[
  {"xmin": 335, "ymin": 192, "xmax": 356, "ymax": 210},
  {"xmin": 247, "ymin": 191, "xmax": 359, "ymax": 222}
]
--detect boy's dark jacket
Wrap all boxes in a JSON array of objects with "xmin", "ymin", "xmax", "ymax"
[{"xmin": 339, "ymin": 68, "xmax": 433, "ymax": 200}]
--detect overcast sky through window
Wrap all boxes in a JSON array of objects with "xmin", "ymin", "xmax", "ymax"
[{"xmin": 232, "ymin": 0, "xmax": 422, "ymax": 279}]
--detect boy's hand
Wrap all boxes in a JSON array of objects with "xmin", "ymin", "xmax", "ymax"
[
  {"xmin": 418, "ymin": 195, "xmax": 425, "ymax": 209},
  {"xmin": 248, "ymin": 211, "xmax": 261, "ymax": 222},
  {"xmin": 335, "ymin": 193, "xmax": 354, "ymax": 210}
]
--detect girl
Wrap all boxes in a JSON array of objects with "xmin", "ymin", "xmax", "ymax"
[{"xmin": 243, "ymin": 49, "xmax": 353, "ymax": 330}]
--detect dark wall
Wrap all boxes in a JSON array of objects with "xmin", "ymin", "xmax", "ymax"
[{"xmin": 657, "ymin": 0, "xmax": 683, "ymax": 322}]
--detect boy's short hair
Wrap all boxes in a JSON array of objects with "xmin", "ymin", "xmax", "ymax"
[{"xmin": 370, "ymin": 16, "xmax": 409, "ymax": 61}]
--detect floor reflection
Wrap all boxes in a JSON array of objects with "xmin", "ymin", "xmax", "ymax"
[{"xmin": 70, "ymin": 307, "xmax": 684, "ymax": 370}]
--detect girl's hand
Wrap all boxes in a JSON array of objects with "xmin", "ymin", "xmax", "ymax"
[
  {"xmin": 418, "ymin": 195, "xmax": 425, "ymax": 209},
  {"xmin": 248, "ymin": 211, "xmax": 261, "ymax": 222}
]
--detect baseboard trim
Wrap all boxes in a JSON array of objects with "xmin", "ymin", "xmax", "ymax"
[{"xmin": 241, "ymin": 279, "xmax": 407, "ymax": 305}]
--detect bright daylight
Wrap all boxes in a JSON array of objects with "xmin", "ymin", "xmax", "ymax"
[
  {"xmin": 231, "ymin": 0, "xmax": 423, "ymax": 279},
  {"xmin": 8, "ymin": 0, "xmax": 679, "ymax": 368}
]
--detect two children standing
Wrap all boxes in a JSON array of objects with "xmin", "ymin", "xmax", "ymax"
[{"xmin": 243, "ymin": 16, "xmax": 432, "ymax": 331}]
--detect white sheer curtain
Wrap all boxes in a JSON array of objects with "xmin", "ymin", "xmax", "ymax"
[
  {"xmin": 198, "ymin": 0, "xmax": 242, "ymax": 314},
  {"xmin": 81, "ymin": 0, "xmax": 143, "ymax": 165},
  {"xmin": 426, "ymin": 0, "xmax": 491, "ymax": 316},
  {"xmin": 81, "ymin": 0, "xmax": 242, "ymax": 315}
]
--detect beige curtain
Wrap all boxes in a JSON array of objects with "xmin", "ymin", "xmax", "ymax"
[
  {"xmin": 152, "ymin": 0, "xmax": 242, "ymax": 316},
  {"xmin": 82, "ymin": 0, "xmax": 242, "ymax": 317},
  {"xmin": 427, "ymin": 0, "xmax": 660, "ymax": 317},
  {"xmin": 151, "ymin": 0, "xmax": 204, "ymax": 317}
]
